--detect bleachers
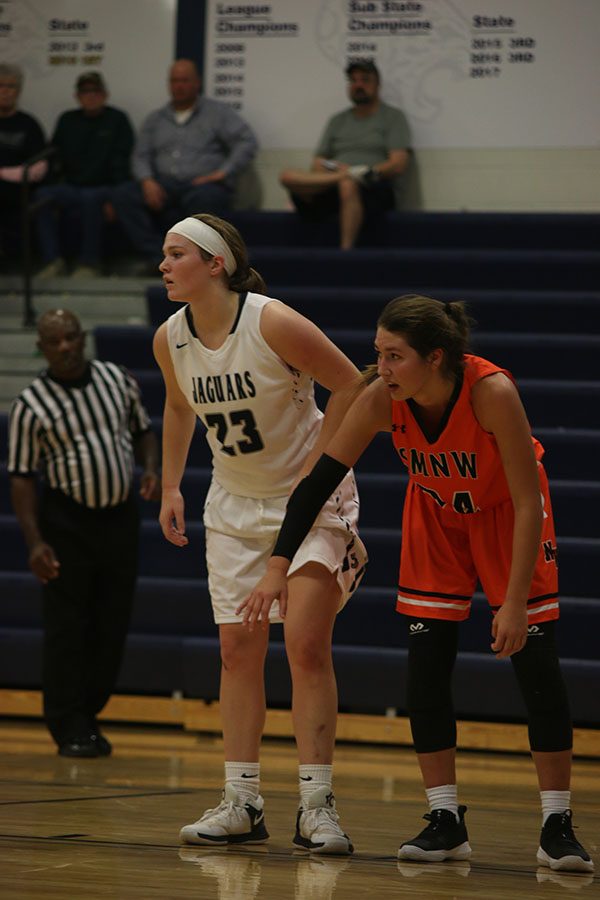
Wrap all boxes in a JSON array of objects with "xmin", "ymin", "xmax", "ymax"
[{"xmin": 2, "ymin": 210, "xmax": 600, "ymax": 727}]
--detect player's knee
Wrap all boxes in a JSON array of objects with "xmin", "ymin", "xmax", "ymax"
[
  {"xmin": 285, "ymin": 634, "xmax": 331, "ymax": 676},
  {"xmin": 219, "ymin": 628, "xmax": 265, "ymax": 673},
  {"xmin": 528, "ymin": 713, "xmax": 573, "ymax": 752},
  {"xmin": 407, "ymin": 657, "xmax": 456, "ymax": 750},
  {"xmin": 511, "ymin": 627, "xmax": 573, "ymax": 752},
  {"xmin": 408, "ymin": 694, "xmax": 457, "ymax": 754},
  {"xmin": 404, "ymin": 616, "xmax": 459, "ymax": 752}
]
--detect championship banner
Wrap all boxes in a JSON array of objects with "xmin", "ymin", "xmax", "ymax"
[
  {"xmin": 0, "ymin": 0, "xmax": 177, "ymax": 134},
  {"xmin": 203, "ymin": 0, "xmax": 600, "ymax": 148}
]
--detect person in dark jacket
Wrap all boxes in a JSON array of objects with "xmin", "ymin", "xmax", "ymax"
[{"xmin": 36, "ymin": 71, "xmax": 134, "ymax": 278}]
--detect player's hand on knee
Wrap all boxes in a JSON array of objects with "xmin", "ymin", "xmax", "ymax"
[
  {"xmin": 237, "ymin": 559, "xmax": 290, "ymax": 631},
  {"xmin": 491, "ymin": 602, "xmax": 528, "ymax": 658},
  {"xmin": 159, "ymin": 488, "xmax": 188, "ymax": 546}
]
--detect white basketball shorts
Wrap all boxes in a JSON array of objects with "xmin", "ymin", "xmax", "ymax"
[{"xmin": 203, "ymin": 473, "xmax": 368, "ymax": 624}]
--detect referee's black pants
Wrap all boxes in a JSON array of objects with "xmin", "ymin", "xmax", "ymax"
[{"xmin": 40, "ymin": 488, "xmax": 139, "ymax": 745}]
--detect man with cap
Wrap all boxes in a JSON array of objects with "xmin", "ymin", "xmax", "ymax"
[
  {"xmin": 35, "ymin": 71, "xmax": 134, "ymax": 278},
  {"xmin": 279, "ymin": 59, "xmax": 411, "ymax": 249}
]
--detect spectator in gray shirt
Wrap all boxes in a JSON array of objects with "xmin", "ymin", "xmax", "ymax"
[{"xmin": 112, "ymin": 59, "xmax": 257, "ymax": 274}]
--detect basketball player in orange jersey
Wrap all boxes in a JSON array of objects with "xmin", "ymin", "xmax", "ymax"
[
  {"xmin": 154, "ymin": 213, "xmax": 367, "ymax": 854},
  {"xmin": 240, "ymin": 294, "xmax": 594, "ymax": 873}
]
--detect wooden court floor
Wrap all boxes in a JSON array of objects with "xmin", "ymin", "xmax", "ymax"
[{"xmin": 0, "ymin": 720, "xmax": 597, "ymax": 899}]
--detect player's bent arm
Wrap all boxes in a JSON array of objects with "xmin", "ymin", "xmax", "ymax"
[
  {"xmin": 325, "ymin": 377, "xmax": 392, "ymax": 467},
  {"xmin": 473, "ymin": 374, "xmax": 542, "ymax": 602},
  {"xmin": 153, "ymin": 324, "xmax": 197, "ymax": 486},
  {"xmin": 260, "ymin": 300, "xmax": 359, "ymax": 393},
  {"xmin": 473, "ymin": 375, "xmax": 542, "ymax": 656},
  {"xmin": 274, "ymin": 381, "xmax": 390, "ymax": 558},
  {"xmin": 259, "ymin": 301, "xmax": 363, "ymax": 469},
  {"xmin": 153, "ymin": 324, "xmax": 197, "ymax": 545}
]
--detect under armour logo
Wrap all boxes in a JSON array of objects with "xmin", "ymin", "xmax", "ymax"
[
  {"xmin": 176, "ymin": 342, "xmax": 188, "ymax": 349},
  {"xmin": 392, "ymin": 423, "xmax": 407, "ymax": 433},
  {"xmin": 409, "ymin": 621, "xmax": 430, "ymax": 635},
  {"xmin": 325, "ymin": 791, "xmax": 335, "ymax": 807}
]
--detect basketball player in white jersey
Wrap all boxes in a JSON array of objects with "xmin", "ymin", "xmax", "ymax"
[{"xmin": 153, "ymin": 213, "xmax": 367, "ymax": 853}]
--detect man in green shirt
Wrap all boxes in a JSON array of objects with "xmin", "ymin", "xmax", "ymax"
[{"xmin": 280, "ymin": 60, "xmax": 411, "ymax": 249}]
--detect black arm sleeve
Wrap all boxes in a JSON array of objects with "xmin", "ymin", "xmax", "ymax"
[{"xmin": 272, "ymin": 454, "xmax": 350, "ymax": 561}]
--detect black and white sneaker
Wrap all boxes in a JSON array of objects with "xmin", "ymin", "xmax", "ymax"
[
  {"xmin": 537, "ymin": 810, "xmax": 594, "ymax": 873},
  {"xmin": 398, "ymin": 805, "xmax": 472, "ymax": 862},
  {"xmin": 293, "ymin": 786, "xmax": 354, "ymax": 855},
  {"xmin": 179, "ymin": 783, "xmax": 269, "ymax": 846}
]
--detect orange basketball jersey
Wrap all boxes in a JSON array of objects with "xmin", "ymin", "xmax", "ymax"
[
  {"xmin": 391, "ymin": 354, "xmax": 544, "ymax": 514},
  {"xmin": 391, "ymin": 355, "xmax": 558, "ymax": 623}
]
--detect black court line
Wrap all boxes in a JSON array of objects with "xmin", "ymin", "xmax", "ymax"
[
  {"xmin": 0, "ymin": 788, "xmax": 194, "ymax": 806},
  {"xmin": 1, "ymin": 832, "xmax": 594, "ymax": 883},
  {"xmin": 45, "ymin": 833, "xmax": 88, "ymax": 839},
  {"xmin": 0, "ymin": 776, "xmax": 206, "ymax": 791}
]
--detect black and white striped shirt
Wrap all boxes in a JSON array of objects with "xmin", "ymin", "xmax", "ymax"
[{"xmin": 8, "ymin": 360, "xmax": 151, "ymax": 509}]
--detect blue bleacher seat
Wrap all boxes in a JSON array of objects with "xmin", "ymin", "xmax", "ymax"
[
  {"xmin": 225, "ymin": 211, "xmax": 600, "ymax": 252},
  {"xmin": 147, "ymin": 284, "xmax": 600, "ymax": 333}
]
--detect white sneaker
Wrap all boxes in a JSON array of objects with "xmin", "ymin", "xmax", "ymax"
[
  {"xmin": 37, "ymin": 257, "xmax": 66, "ymax": 279},
  {"xmin": 293, "ymin": 786, "xmax": 353, "ymax": 855},
  {"xmin": 179, "ymin": 783, "xmax": 269, "ymax": 846}
]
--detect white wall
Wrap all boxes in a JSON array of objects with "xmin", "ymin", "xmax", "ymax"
[
  {"xmin": 250, "ymin": 148, "xmax": 600, "ymax": 212},
  {"xmin": 6, "ymin": 0, "xmax": 599, "ymax": 213}
]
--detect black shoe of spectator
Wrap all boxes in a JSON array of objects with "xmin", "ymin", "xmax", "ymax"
[{"xmin": 58, "ymin": 736, "xmax": 99, "ymax": 758}]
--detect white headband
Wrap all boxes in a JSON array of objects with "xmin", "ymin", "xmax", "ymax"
[{"xmin": 168, "ymin": 217, "xmax": 237, "ymax": 276}]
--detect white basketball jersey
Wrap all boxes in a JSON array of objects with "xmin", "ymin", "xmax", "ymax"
[{"xmin": 167, "ymin": 293, "xmax": 323, "ymax": 497}]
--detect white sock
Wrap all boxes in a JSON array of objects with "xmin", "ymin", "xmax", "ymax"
[
  {"xmin": 540, "ymin": 790, "xmax": 571, "ymax": 825},
  {"xmin": 224, "ymin": 761, "xmax": 260, "ymax": 804},
  {"xmin": 298, "ymin": 764, "xmax": 332, "ymax": 806},
  {"xmin": 426, "ymin": 784, "xmax": 459, "ymax": 821}
]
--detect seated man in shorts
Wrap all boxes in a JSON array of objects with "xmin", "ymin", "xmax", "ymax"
[{"xmin": 279, "ymin": 59, "xmax": 411, "ymax": 249}]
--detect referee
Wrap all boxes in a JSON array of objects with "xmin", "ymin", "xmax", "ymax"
[{"xmin": 8, "ymin": 309, "xmax": 160, "ymax": 758}]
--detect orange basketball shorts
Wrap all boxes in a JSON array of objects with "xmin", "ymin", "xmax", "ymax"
[{"xmin": 396, "ymin": 464, "xmax": 559, "ymax": 624}]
